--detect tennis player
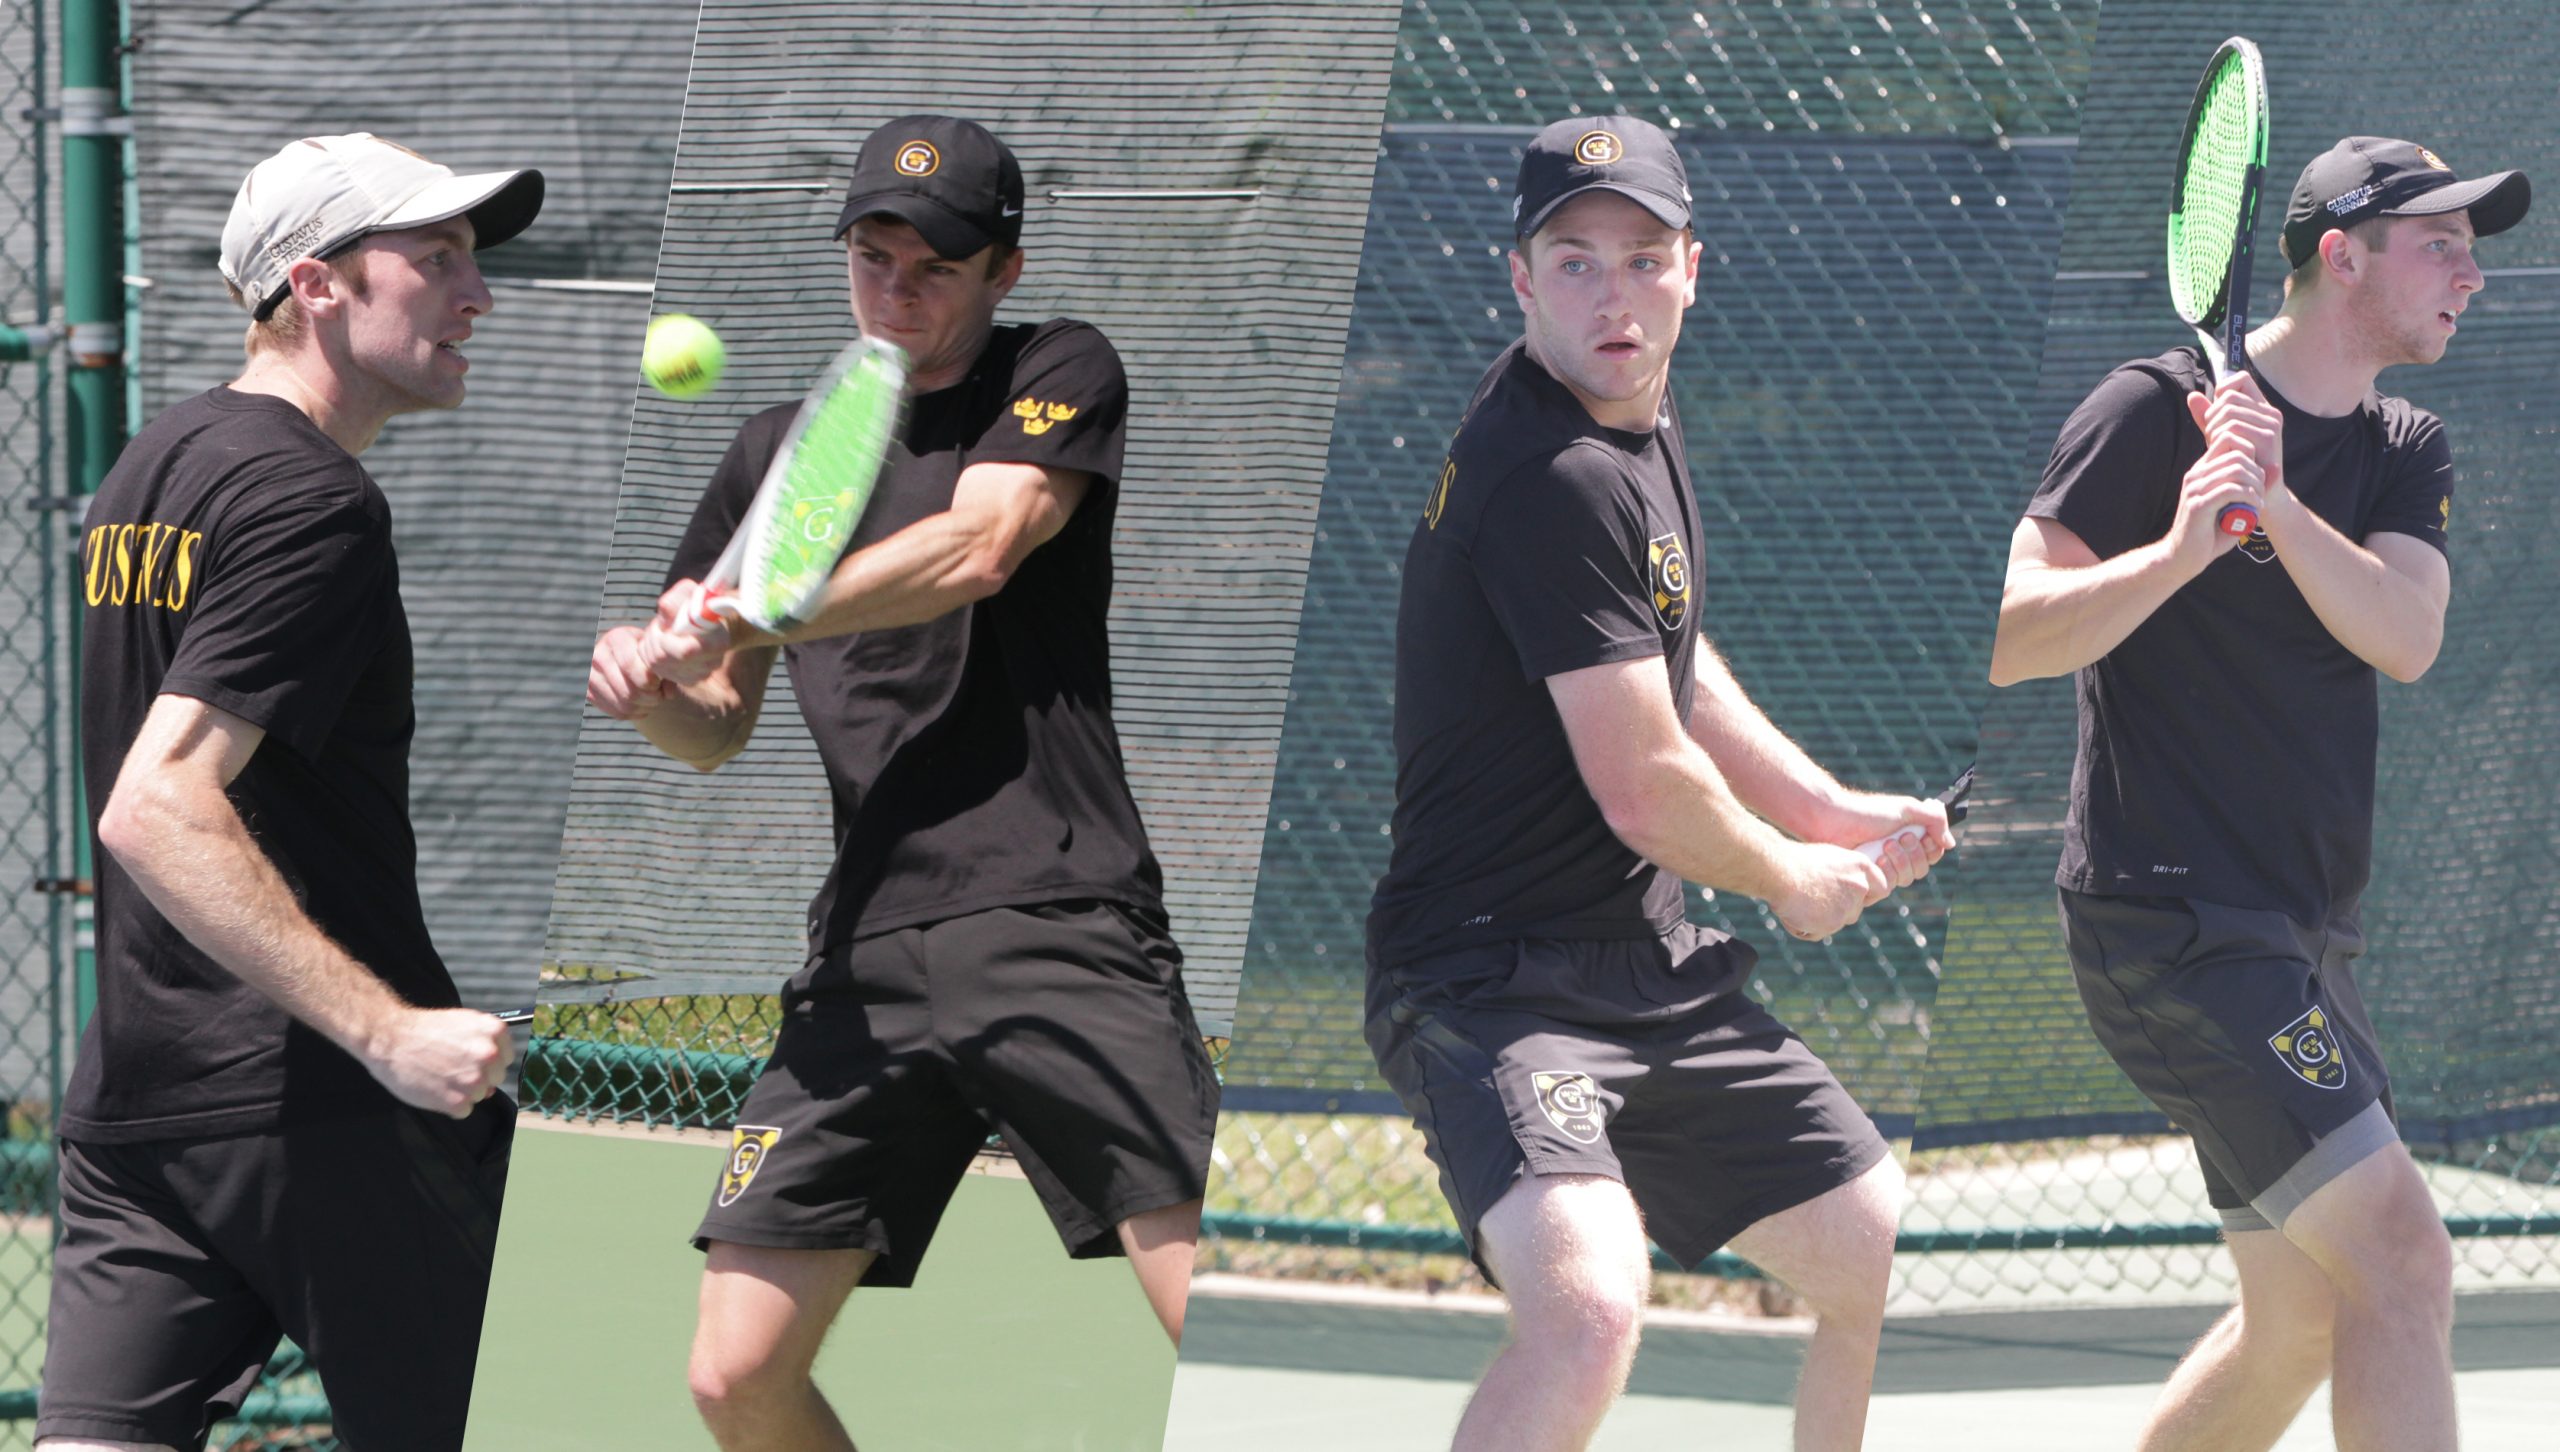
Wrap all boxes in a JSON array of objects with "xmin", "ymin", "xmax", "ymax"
[
  {"xmin": 44, "ymin": 134, "xmax": 541, "ymax": 1452},
  {"xmin": 1362, "ymin": 115, "xmax": 1951, "ymax": 1452},
  {"xmin": 1989, "ymin": 136, "xmax": 2529, "ymax": 1452},
  {"xmin": 586, "ymin": 115, "xmax": 1214, "ymax": 1451}
]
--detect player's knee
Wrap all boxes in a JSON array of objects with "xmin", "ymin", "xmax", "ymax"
[
  {"xmin": 1513, "ymin": 1269, "xmax": 1648, "ymax": 1379},
  {"xmin": 2354, "ymin": 1211, "xmax": 2453, "ymax": 1314},
  {"xmin": 2306, "ymin": 1174, "xmax": 2451, "ymax": 1311},
  {"xmin": 688, "ymin": 1337, "xmax": 803, "ymax": 1425},
  {"xmin": 1798, "ymin": 1172, "xmax": 1900, "ymax": 1331}
]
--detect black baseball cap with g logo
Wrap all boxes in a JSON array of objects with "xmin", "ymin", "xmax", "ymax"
[
  {"xmin": 2281, "ymin": 136, "xmax": 2531, "ymax": 267},
  {"xmin": 834, "ymin": 114, "xmax": 1025, "ymax": 259},
  {"xmin": 1514, "ymin": 115, "xmax": 1692, "ymax": 240}
]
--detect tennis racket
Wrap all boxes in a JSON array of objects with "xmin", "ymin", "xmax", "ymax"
[
  {"xmin": 1856, "ymin": 763, "xmax": 1974, "ymax": 863},
  {"xmin": 684, "ymin": 336, "xmax": 908, "ymax": 634},
  {"xmin": 2166, "ymin": 37, "xmax": 2271, "ymax": 540}
]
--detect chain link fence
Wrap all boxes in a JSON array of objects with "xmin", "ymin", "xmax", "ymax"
[
  {"xmin": 1205, "ymin": 0, "xmax": 2093, "ymax": 1312},
  {"xmin": 1205, "ymin": 0, "xmax": 2560, "ymax": 1329},
  {"xmin": 1901, "ymin": 0, "xmax": 2560, "ymax": 1313},
  {"xmin": 0, "ymin": 0, "xmax": 64, "ymax": 1438}
]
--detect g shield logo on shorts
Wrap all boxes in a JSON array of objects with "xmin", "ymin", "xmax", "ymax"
[
  {"xmin": 1532, "ymin": 1070, "xmax": 1605, "ymax": 1145},
  {"xmin": 1425, "ymin": 456, "xmax": 1455, "ymax": 529},
  {"xmin": 895, "ymin": 140, "xmax": 940, "ymax": 177},
  {"xmin": 717, "ymin": 1125, "xmax": 786, "ymax": 1206},
  {"xmin": 2235, "ymin": 522, "xmax": 2276, "ymax": 565},
  {"xmin": 1575, "ymin": 130, "xmax": 1624, "ymax": 167},
  {"xmin": 1646, "ymin": 532, "xmax": 1690, "ymax": 631},
  {"xmin": 2268, "ymin": 1007, "xmax": 2346, "ymax": 1090}
]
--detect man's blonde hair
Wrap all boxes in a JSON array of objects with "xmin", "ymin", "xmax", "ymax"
[{"xmin": 226, "ymin": 249, "xmax": 369, "ymax": 358}]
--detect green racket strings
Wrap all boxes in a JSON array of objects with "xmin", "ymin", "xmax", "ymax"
[
  {"xmin": 2168, "ymin": 53, "xmax": 2263, "ymax": 329},
  {"xmin": 739, "ymin": 345, "xmax": 905, "ymax": 627}
]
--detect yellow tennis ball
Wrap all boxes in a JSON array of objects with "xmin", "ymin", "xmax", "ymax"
[{"xmin": 642, "ymin": 314, "xmax": 725, "ymax": 399}]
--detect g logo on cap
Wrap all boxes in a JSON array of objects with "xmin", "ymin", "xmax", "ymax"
[
  {"xmin": 2418, "ymin": 146, "xmax": 2451, "ymax": 172},
  {"xmin": 895, "ymin": 141, "xmax": 940, "ymax": 177},
  {"xmin": 1575, "ymin": 130, "xmax": 1624, "ymax": 166}
]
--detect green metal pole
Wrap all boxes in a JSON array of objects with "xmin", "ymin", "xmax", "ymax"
[
  {"xmin": 61, "ymin": 0, "xmax": 131, "ymax": 1031},
  {"xmin": 0, "ymin": 323, "xmax": 57, "ymax": 361}
]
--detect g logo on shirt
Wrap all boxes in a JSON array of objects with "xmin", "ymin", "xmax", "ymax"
[
  {"xmin": 717, "ymin": 1125, "xmax": 786, "ymax": 1207},
  {"xmin": 2235, "ymin": 523, "xmax": 2276, "ymax": 565},
  {"xmin": 1646, "ymin": 531, "xmax": 1689, "ymax": 631},
  {"xmin": 82, "ymin": 521, "xmax": 205, "ymax": 614}
]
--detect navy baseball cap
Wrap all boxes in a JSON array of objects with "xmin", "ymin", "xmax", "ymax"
[
  {"xmin": 1514, "ymin": 116, "xmax": 1691, "ymax": 240},
  {"xmin": 2282, "ymin": 136, "xmax": 2530, "ymax": 267},
  {"xmin": 834, "ymin": 115, "xmax": 1024, "ymax": 260}
]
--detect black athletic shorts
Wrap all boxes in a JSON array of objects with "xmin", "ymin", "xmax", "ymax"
[
  {"xmin": 39, "ymin": 1095, "xmax": 513, "ymax": 1451},
  {"xmin": 2062, "ymin": 889, "xmax": 2399, "ymax": 1232},
  {"xmin": 693, "ymin": 899, "xmax": 1218, "ymax": 1285},
  {"xmin": 1364, "ymin": 922, "xmax": 1890, "ymax": 1279}
]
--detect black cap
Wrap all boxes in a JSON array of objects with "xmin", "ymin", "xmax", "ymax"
[
  {"xmin": 833, "ymin": 115, "xmax": 1024, "ymax": 259},
  {"xmin": 2282, "ymin": 136, "xmax": 2531, "ymax": 267},
  {"xmin": 1514, "ymin": 116, "xmax": 1691, "ymax": 240}
]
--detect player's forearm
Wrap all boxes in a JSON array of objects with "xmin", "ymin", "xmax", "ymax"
[
  {"xmin": 2260, "ymin": 497, "xmax": 2444, "ymax": 682},
  {"xmin": 1601, "ymin": 741, "xmax": 1808, "ymax": 905},
  {"xmin": 1988, "ymin": 538, "xmax": 2197, "ymax": 685},
  {"xmin": 753, "ymin": 506, "xmax": 1023, "ymax": 646},
  {"xmin": 97, "ymin": 777, "xmax": 407, "ymax": 1060},
  {"xmin": 1685, "ymin": 645, "xmax": 1847, "ymax": 841}
]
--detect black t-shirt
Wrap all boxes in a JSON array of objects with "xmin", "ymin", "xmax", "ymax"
[
  {"xmin": 67, "ymin": 387, "xmax": 453, "ymax": 1143},
  {"xmin": 668, "ymin": 319, "xmax": 1160, "ymax": 950},
  {"xmin": 2028, "ymin": 346, "xmax": 2454, "ymax": 922},
  {"xmin": 1366, "ymin": 339, "xmax": 1704, "ymax": 965}
]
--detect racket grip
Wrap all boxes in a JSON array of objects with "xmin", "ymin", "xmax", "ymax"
[
  {"xmin": 2217, "ymin": 501, "xmax": 2259, "ymax": 537},
  {"xmin": 681, "ymin": 583, "xmax": 738, "ymax": 636},
  {"xmin": 1856, "ymin": 826, "xmax": 1924, "ymax": 863}
]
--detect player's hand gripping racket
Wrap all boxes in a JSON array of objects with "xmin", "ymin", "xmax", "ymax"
[
  {"xmin": 683, "ymin": 336, "xmax": 908, "ymax": 635},
  {"xmin": 1856, "ymin": 764, "xmax": 1973, "ymax": 863},
  {"xmin": 2166, "ymin": 37, "xmax": 2271, "ymax": 540}
]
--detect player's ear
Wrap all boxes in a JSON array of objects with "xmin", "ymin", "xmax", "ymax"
[
  {"xmin": 1507, "ymin": 245, "xmax": 1534, "ymax": 313},
  {"xmin": 285, "ymin": 252, "xmax": 349, "ymax": 322},
  {"xmin": 986, "ymin": 245, "xmax": 1026, "ymax": 304},
  {"xmin": 1680, "ymin": 233, "xmax": 1702, "ymax": 309},
  {"xmin": 2316, "ymin": 227, "xmax": 2360, "ymax": 286}
]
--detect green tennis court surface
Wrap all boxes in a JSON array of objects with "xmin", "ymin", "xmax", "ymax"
[
  {"xmin": 467, "ymin": 1119, "xmax": 1176, "ymax": 1450},
  {"xmin": 1166, "ymin": 1287, "xmax": 2560, "ymax": 1450}
]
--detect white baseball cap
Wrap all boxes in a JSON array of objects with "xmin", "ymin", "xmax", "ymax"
[{"xmin": 220, "ymin": 133, "xmax": 544, "ymax": 318}]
